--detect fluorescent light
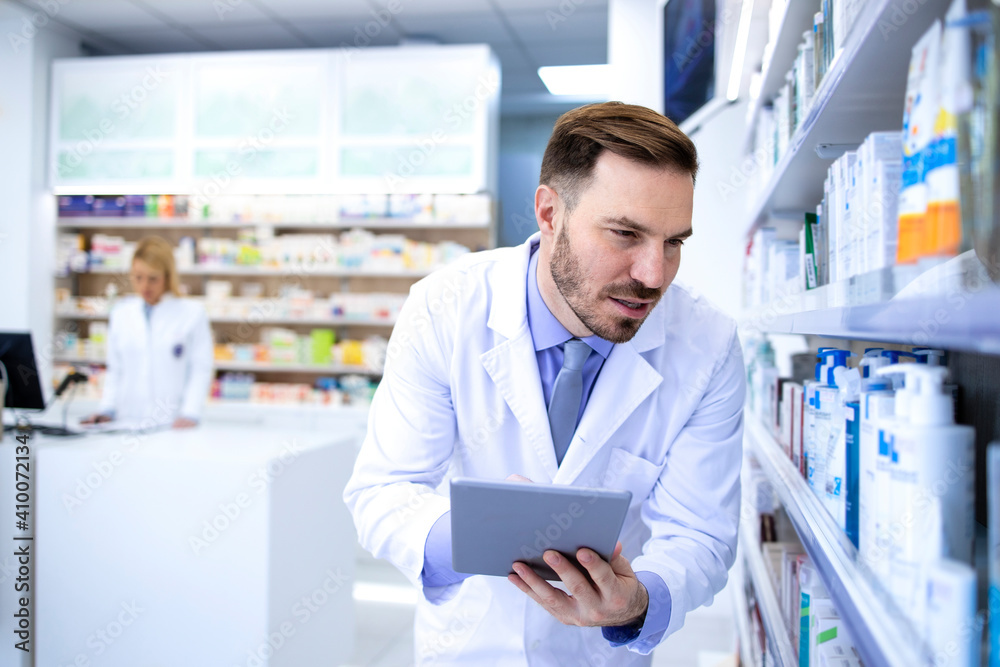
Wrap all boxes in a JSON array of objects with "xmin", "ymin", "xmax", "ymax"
[
  {"xmin": 727, "ymin": 0, "xmax": 755, "ymax": 101},
  {"xmin": 352, "ymin": 582, "xmax": 418, "ymax": 605},
  {"xmin": 538, "ymin": 65, "xmax": 612, "ymax": 97}
]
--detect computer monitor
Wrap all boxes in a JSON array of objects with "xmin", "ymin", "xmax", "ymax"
[{"xmin": 0, "ymin": 332, "xmax": 46, "ymax": 410}]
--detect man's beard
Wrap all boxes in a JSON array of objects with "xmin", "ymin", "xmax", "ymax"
[{"xmin": 549, "ymin": 225, "xmax": 662, "ymax": 344}]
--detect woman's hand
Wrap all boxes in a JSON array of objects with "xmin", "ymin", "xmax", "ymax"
[{"xmin": 80, "ymin": 413, "xmax": 113, "ymax": 425}]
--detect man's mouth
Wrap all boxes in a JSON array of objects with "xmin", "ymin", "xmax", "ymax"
[{"xmin": 612, "ymin": 298, "xmax": 646, "ymax": 310}]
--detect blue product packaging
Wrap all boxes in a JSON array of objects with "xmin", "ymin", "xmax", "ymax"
[
  {"xmin": 990, "ymin": 442, "xmax": 999, "ymax": 667},
  {"xmin": 92, "ymin": 195, "xmax": 126, "ymax": 217},
  {"xmin": 845, "ymin": 400, "xmax": 861, "ymax": 548},
  {"xmin": 58, "ymin": 194, "xmax": 94, "ymax": 217},
  {"xmin": 124, "ymin": 194, "xmax": 147, "ymax": 216}
]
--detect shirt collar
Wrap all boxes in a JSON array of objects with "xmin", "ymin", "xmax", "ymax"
[{"xmin": 526, "ymin": 241, "xmax": 614, "ymax": 359}]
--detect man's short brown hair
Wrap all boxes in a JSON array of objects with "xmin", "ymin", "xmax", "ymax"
[{"xmin": 539, "ymin": 101, "xmax": 699, "ymax": 211}]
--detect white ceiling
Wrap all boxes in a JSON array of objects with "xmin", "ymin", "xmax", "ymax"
[{"xmin": 5, "ymin": 0, "xmax": 611, "ymax": 110}]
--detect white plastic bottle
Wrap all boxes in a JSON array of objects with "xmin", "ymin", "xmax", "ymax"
[
  {"xmin": 803, "ymin": 347, "xmax": 835, "ymax": 488},
  {"xmin": 877, "ymin": 364, "xmax": 975, "ymax": 627},
  {"xmin": 828, "ymin": 365, "xmax": 861, "ymax": 532},
  {"xmin": 810, "ymin": 349, "xmax": 852, "ymax": 507},
  {"xmin": 857, "ymin": 373, "xmax": 895, "ymax": 577},
  {"xmin": 923, "ymin": 558, "xmax": 978, "ymax": 667}
]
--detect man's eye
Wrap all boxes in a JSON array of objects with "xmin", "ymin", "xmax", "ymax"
[
  {"xmin": 669, "ymin": 239, "xmax": 685, "ymax": 247},
  {"xmin": 613, "ymin": 229, "xmax": 636, "ymax": 238}
]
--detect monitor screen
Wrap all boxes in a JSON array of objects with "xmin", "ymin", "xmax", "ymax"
[
  {"xmin": 663, "ymin": 0, "xmax": 717, "ymax": 126},
  {"xmin": 0, "ymin": 332, "xmax": 46, "ymax": 410}
]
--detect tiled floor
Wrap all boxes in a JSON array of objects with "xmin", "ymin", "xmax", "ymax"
[{"xmin": 343, "ymin": 547, "xmax": 737, "ymax": 667}]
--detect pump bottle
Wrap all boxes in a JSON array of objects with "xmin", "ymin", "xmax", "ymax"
[{"xmin": 877, "ymin": 364, "xmax": 975, "ymax": 629}]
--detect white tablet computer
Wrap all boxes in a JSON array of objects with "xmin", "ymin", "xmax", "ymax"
[{"xmin": 450, "ymin": 478, "xmax": 632, "ymax": 581}]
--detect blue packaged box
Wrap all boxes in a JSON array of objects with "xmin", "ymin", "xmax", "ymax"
[
  {"xmin": 124, "ymin": 195, "xmax": 147, "ymax": 217},
  {"xmin": 92, "ymin": 196, "xmax": 126, "ymax": 217},
  {"xmin": 58, "ymin": 195, "xmax": 94, "ymax": 217}
]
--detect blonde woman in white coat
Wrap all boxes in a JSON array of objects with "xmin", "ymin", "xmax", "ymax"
[{"xmin": 82, "ymin": 236, "xmax": 213, "ymax": 429}]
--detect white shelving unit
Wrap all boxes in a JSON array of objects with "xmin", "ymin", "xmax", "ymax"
[
  {"xmin": 57, "ymin": 217, "xmax": 491, "ymax": 231},
  {"xmin": 70, "ymin": 265, "xmax": 435, "ymax": 278},
  {"xmin": 54, "ymin": 312, "xmax": 396, "ymax": 328},
  {"xmin": 741, "ymin": 0, "xmax": 818, "ymax": 155},
  {"xmin": 743, "ymin": 0, "xmax": 951, "ymax": 237},
  {"xmin": 738, "ymin": 515, "xmax": 798, "ymax": 667},
  {"xmin": 54, "ymin": 355, "xmax": 382, "ymax": 377},
  {"xmin": 743, "ymin": 418, "xmax": 932, "ymax": 667},
  {"xmin": 730, "ymin": 546, "xmax": 762, "ymax": 667},
  {"xmin": 743, "ymin": 254, "xmax": 1000, "ymax": 354},
  {"xmin": 734, "ymin": 1, "xmax": 994, "ymax": 666}
]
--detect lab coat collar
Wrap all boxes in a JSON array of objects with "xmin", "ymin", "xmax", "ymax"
[
  {"xmin": 485, "ymin": 234, "xmax": 536, "ymax": 340},
  {"xmin": 481, "ymin": 233, "xmax": 666, "ymax": 482}
]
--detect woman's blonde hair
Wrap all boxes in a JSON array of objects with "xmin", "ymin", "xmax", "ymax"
[{"xmin": 132, "ymin": 236, "xmax": 180, "ymax": 296}]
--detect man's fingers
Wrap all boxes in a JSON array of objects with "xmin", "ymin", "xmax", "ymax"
[
  {"xmin": 511, "ymin": 562, "xmax": 574, "ymax": 617},
  {"xmin": 576, "ymin": 548, "xmax": 620, "ymax": 591},
  {"xmin": 611, "ymin": 541, "xmax": 623, "ymax": 561},
  {"xmin": 543, "ymin": 551, "xmax": 599, "ymax": 607},
  {"xmin": 505, "ymin": 474, "xmax": 533, "ymax": 483}
]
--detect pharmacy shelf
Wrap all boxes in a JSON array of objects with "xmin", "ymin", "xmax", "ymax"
[
  {"xmin": 57, "ymin": 217, "xmax": 490, "ymax": 230},
  {"xmin": 730, "ymin": 555, "xmax": 762, "ymax": 667},
  {"xmin": 744, "ymin": 417, "xmax": 934, "ymax": 667},
  {"xmin": 742, "ymin": 0, "xmax": 951, "ymax": 237},
  {"xmin": 738, "ymin": 518, "xmax": 797, "ymax": 667},
  {"xmin": 54, "ymin": 312, "xmax": 396, "ymax": 328},
  {"xmin": 741, "ymin": 257, "xmax": 1000, "ymax": 353},
  {"xmin": 741, "ymin": 0, "xmax": 818, "ymax": 154},
  {"xmin": 73, "ymin": 266, "xmax": 433, "ymax": 278},
  {"xmin": 213, "ymin": 360, "xmax": 381, "ymax": 376},
  {"xmin": 53, "ymin": 355, "xmax": 382, "ymax": 377}
]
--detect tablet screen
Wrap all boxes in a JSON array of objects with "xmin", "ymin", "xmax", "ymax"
[{"xmin": 450, "ymin": 478, "xmax": 632, "ymax": 580}]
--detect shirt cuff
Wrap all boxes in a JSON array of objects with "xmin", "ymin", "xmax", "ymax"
[
  {"xmin": 602, "ymin": 571, "xmax": 671, "ymax": 647},
  {"xmin": 420, "ymin": 511, "xmax": 472, "ymax": 588}
]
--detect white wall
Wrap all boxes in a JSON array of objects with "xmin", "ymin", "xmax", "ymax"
[
  {"xmin": 0, "ymin": 9, "xmax": 82, "ymax": 390},
  {"xmin": 677, "ymin": 99, "xmax": 750, "ymax": 319},
  {"xmin": 608, "ymin": 0, "xmax": 662, "ymax": 110},
  {"xmin": 608, "ymin": 0, "xmax": 749, "ymax": 319}
]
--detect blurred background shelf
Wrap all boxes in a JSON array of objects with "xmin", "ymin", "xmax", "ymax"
[{"xmin": 57, "ymin": 217, "xmax": 490, "ymax": 230}]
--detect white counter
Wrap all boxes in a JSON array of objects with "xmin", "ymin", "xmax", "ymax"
[{"xmin": 4, "ymin": 424, "xmax": 358, "ymax": 666}]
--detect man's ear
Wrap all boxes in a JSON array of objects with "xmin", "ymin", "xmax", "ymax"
[{"xmin": 535, "ymin": 185, "xmax": 560, "ymax": 239}]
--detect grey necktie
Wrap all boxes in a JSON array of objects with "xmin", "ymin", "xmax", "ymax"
[{"xmin": 548, "ymin": 338, "xmax": 591, "ymax": 466}]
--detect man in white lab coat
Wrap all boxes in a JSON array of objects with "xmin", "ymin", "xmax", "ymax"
[{"xmin": 344, "ymin": 102, "xmax": 745, "ymax": 665}]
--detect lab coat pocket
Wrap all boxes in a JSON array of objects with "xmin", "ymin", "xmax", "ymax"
[{"xmin": 603, "ymin": 448, "xmax": 662, "ymax": 511}]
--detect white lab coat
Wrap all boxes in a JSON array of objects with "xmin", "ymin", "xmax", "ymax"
[
  {"xmin": 344, "ymin": 234, "xmax": 745, "ymax": 666},
  {"xmin": 98, "ymin": 295, "xmax": 214, "ymax": 426}
]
